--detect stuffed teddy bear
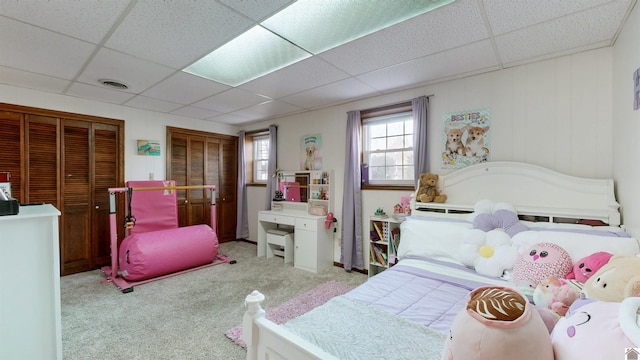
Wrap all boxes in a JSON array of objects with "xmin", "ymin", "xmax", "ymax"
[
  {"xmin": 416, "ymin": 173, "xmax": 447, "ymax": 203},
  {"xmin": 551, "ymin": 297, "xmax": 640, "ymax": 360},
  {"xmin": 533, "ymin": 277, "xmax": 580, "ymax": 317},
  {"xmin": 566, "ymin": 251, "xmax": 612, "ymax": 283},
  {"xmin": 442, "ymin": 286, "xmax": 554, "ymax": 360},
  {"xmin": 511, "ymin": 242, "xmax": 573, "ymax": 296},
  {"xmin": 581, "ymin": 254, "xmax": 640, "ymax": 302}
]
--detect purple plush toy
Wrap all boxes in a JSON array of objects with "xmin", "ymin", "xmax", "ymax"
[{"xmin": 565, "ymin": 251, "xmax": 613, "ymax": 283}]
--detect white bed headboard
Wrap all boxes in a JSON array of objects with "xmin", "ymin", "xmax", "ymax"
[{"xmin": 413, "ymin": 161, "xmax": 620, "ymax": 226}]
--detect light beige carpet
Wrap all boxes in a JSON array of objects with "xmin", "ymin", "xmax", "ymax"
[{"xmin": 61, "ymin": 240, "xmax": 367, "ymax": 360}]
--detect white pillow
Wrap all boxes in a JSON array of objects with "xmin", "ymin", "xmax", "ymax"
[
  {"xmin": 397, "ymin": 216, "xmax": 472, "ymax": 265},
  {"xmin": 511, "ymin": 230, "xmax": 640, "ymax": 262}
]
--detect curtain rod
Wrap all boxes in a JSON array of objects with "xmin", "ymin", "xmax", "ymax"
[
  {"xmin": 357, "ymin": 94, "xmax": 434, "ymax": 112},
  {"xmin": 238, "ymin": 125, "xmax": 276, "ymax": 135}
]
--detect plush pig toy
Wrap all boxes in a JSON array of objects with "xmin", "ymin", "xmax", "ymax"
[{"xmin": 442, "ymin": 286, "xmax": 554, "ymax": 360}]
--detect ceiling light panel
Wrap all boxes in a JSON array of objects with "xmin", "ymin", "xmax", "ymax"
[
  {"xmin": 261, "ymin": 0, "xmax": 456, "ymax": 54},
  {"xmin": 184, "ymin": 25, "xmax": 311, "ymax": 86}
]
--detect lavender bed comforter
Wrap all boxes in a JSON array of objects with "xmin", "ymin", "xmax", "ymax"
[{"xmin": 344, "ymin": 261, "xmax": 496, "ymax": 334}]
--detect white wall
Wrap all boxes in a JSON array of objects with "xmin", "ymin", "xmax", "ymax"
[
  {"xmin": 612, "ymin": 2, "xmax": 640, "ymax": 236},
  {"xmin": 0, "ymin": 41, "xmax": 622, "ymax": 268},
  {"xmin": 0, "ymin": 85, "xmax": 238, "ymax": 181},
  {"xmin": 243, "ymin": 46, "xmax": 615, "ymax": 267}
]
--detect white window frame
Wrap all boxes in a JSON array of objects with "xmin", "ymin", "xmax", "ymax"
[
  {"xmin": 252, "ymin": 134, "xmax": 269, "ymax": 183},
  {"xmin": 362, "ymin": 110, "xmax": 414, "ymax": 186}
]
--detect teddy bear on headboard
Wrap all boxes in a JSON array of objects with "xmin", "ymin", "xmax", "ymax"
[{"xmin": 416, "ymin": 173, "xmax": 447, "ymax": 203}]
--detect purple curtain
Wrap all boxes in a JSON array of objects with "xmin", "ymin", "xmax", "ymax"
[
  {"xmin": 340, "ymin": 111, "xmax": 363, "ymax": 271},
  {"xmin": 412, "ymin": 96, "xmax": 429, "ymax": 186},
  {"xmin": 236, "ymin": 131, "xmax": 249, "ymax": 239},
  {"xmin": 265, "ymin": 125, "xmax": 277, "ymax": 210}
]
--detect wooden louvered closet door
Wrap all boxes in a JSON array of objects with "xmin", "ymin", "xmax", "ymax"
[
  {"xmin": 0, "ymin": 111, "xmax": 23, "ymax": 201},
  {"xmin": 170, "ymin": 133, "xmax": 209, "ymax": 227},
  {"xmin": 0, "ymin": 103, "xmax": 124, "ymax": 276},
  {"xmin": 61, "ymin": 120, "xmax": 92, "ymax": 274},
  {"xmin": 167, "ymin": 127, "xmax": 237, "ymax": 242},
  {"xmin": 217, "ymin": 138, "xmax": 237, "ymax": 242},
  {"xmin": 61, "ymin": 120, "xmax": 121, "ymax": 275},
  {"xmin": 92, "ymin": 123, "xmax": 120, "ymax": 267},
  {"xmin": 25, "ymin": 115, "xmax": 60, "ymax": 206}
]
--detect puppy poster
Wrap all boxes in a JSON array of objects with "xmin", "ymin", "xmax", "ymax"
[
  {"xmin": 441, "ymin": 108, "xmax": 491, "ymax": 169},
  {"xmin": 300, "ymin": 134, "xmax": 322, "ymax": 170}
]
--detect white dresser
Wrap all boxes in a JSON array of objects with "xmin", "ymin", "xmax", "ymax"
[
  {"xmin": 0, "ymin": 204, "xmax": 62, "ymax": 360},
  {"xmin": 258, "ymin": 209, "xmax": 333, "ymax": 273}
]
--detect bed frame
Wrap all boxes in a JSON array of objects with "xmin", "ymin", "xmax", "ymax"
[
  {"xmin": 413, "ymin": 161, "xmax": 620, "ymax": 226},
  {"xmin": 241, "ymin": 161, "xmax": 622, "ymax": 360}
]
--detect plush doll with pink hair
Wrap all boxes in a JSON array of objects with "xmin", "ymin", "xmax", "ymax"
[
  {"xmin": 442, "ymin": 286, "xmax": 554, "ymax": 360},
  {"xmin": 566, "ymin": 251, "xmax": 612, "ymax": 283}
]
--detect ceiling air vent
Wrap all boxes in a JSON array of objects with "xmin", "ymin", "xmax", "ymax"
[{"xmin": 99, "ymin": 79, "xmax": 129, "ymax": 90}]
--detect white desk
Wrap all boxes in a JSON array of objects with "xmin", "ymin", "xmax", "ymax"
[
  {"xmin": 258, "ymin": 210, "xmax": 333, "ymax": 273},
  {"xmin": 0, "ymin": 204, "xmax": 62, "ymax": 360}
]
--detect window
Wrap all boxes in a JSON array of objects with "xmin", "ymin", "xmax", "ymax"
[
  {"xmin": 252, "ymin": 134, "xmax": 269, "ymax": 183},
  {"xmin": 362, "ymin": 102, "xmax": 413, "ymax": 187}
]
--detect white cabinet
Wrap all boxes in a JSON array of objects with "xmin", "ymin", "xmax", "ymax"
[
  {"xmin": 0, "ymin": 204, "xmax": 62, "ymax": 360},
  {"xmin": 293, "ymin": 217, "xmax": 332, "ymax": 273},
  {"xmin": 258, "ymin": 211, "xmax": 333, "ymax": 273}
]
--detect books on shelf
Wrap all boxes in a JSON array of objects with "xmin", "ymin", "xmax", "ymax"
[
  {"xmin": 391, "ymin": 228, "xmax": 401, "ymax": 252},
  {"xmin": 370, "ymin": 244, "xmax": 387, "ymax": 266},
  {"xmin": 372, "ymin": 221, "xmax": 384, "ymax": 242}
]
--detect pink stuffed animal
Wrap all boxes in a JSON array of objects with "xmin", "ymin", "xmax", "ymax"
[
  {"xmin": 442, "ymin": 286, "xmax": 554, "ymax": 360},
  {"xmin": 512, "ymin": 243, "xmax": 573, "ymax": 293},
  {"xmin": 533, "ymin": 277, "xmax": 580, "ymax": 317},
  {"xmin": 551, "ymin": 297, "xmax": 640, "ymax": 359},
  {"xmin": 566, "ymin": 251, "xmax": 612, "ymax": 283}
]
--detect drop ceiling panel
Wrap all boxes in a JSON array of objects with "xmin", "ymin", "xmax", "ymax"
[
  {"xmin": 142, "ymin": 71, "xmax": 229, "ymax": 105},
  {"xmin": 280, "ymin": 78, "xmax": 381, "ymax": 110},
  {"xmin": 193, "ymin": 88, "xmax": 271, "ymax": 113},
  {"xmin": 239, "ymin": 57, "xmax": 350, "ymax": 99},
  {"xmin": 104, "ymin": 0, "xmax": 254, "ymax": 69},
  {"xmin": 0, "ymin": 67, "xmax": 70, "ymax": 94},
  {"xmin": 358, "ymin": 40, "xmax": 499, "ymax": 91},
  {"xmin": 66, "ymin": 82, "xmax": 135, "ymax": 104},
  {"xmin": 170, "ymin": 105, "xmax": 221, "ymax": 120},
  {"xmin": 484, "ymin": 0, "xmax": 628, "ymax": 35},
  {"xmin": 317, "ymin": 0, "xmax": 487, "ymax": 76},
  {"xmin": 124, "ymin": 95, "xmax": 182, "ymax": 113},
  {"xmin": 495, "ymin": 1, "xmax": 630, "ymax": 65},
  {"xmin": 219, "ymin": 0, "xmax": 295, "ymax": 22},
  {"xmin": 0, "ymin": 17, "xmax": 96, "ymax": 79},
  {"xmin": 230, "ymin": 100, "xmax": 303, "ymax": 120},
  {"xmin": 209, "ymin": 113, "xmax": 253, "ymax": 125},
  {"xmin": 0, "ymin": 0, "xmax": 131, "ymax": 44},
  {"xmin": 77, "ymin": 48, "xmax": 175, "ymax": 93}
]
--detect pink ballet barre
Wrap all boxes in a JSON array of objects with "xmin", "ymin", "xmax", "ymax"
[{"xmin": 101, "ymin": 181, "xmax": 235, "ymax": 293}]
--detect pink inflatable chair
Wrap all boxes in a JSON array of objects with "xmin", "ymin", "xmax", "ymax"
[{"xmin": 101, "ymin": 180, "xmax": 235, "ymax": 293}]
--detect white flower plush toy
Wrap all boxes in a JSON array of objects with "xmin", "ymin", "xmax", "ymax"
[
  {"xmin": 459, "ymin": 228, "xmax": 519, "ymax": 277},
  {"xmin": 458, "ymin": 200, "xmax": 525, "ymax": 277}
]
